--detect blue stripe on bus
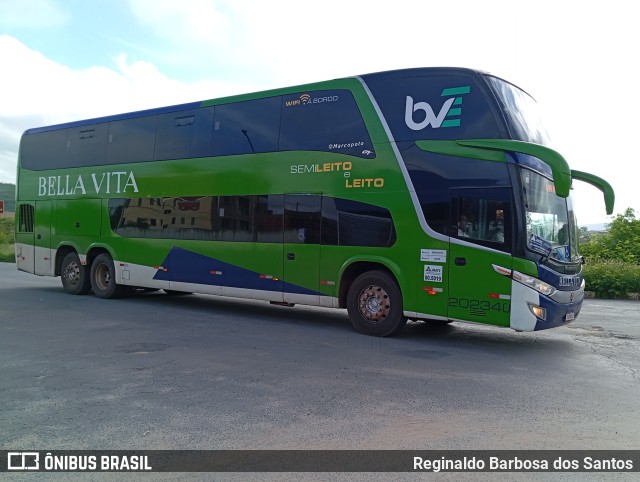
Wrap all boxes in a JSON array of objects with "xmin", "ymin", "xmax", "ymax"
[
  {"xmin": 534, "ymin": 296, "xmax": 582, "ymax": 331},
  {"xmin": 153, "ymin": 246, "xmax": 322, "ymax": 296}
]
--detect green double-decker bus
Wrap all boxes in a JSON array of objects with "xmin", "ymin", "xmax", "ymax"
[{"xmin": 15, "ymin": 67, "xmax": 614, "ymax": 336}]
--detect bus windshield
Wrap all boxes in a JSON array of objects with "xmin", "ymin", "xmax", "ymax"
[
  {"xmin": 485, "ymin": 75, "xmax": 552, "ymax": 147},
  {"xmin": 521, "ymin": 168, "xmax": 579, "ymax": 263}
]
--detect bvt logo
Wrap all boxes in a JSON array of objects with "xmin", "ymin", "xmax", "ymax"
[{"xmin": 405, "ymin": 86, "xmax": 471, "ymax": 130}]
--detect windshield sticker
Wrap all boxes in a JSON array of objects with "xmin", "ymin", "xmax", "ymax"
[
  {"xmin": 528, "ymin": 234, "xmax": 552, "ymax": 257},
  {"xmin": 552, "ymin": 245, "xmax": 571, "ymax": 262}
]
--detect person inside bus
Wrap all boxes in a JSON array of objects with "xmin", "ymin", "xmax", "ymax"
[
  {"xmin": 457, "ymin": 214, "xmax": 470, "ymax": 237},
  {"xmin": 490, "ymin": 209, "xmax": 505, "ymax": 242}
]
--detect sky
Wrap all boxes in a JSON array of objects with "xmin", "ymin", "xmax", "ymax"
[{"xmin": 0, "ymin": 0, "xmax": 637, "ymax": 226}]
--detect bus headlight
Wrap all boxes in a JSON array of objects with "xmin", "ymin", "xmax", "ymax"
[
  {"xmin": 528, "ymin": 304, "xmax": 547, "ymax": 320},
  {"xmin": 512, "ymin": 270, "xmax": 556, "ymax": 296}
]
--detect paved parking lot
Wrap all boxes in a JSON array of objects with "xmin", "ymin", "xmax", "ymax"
[{"xmin": 1, "ymin": 263, "xmax": 639, "ymax": 479}]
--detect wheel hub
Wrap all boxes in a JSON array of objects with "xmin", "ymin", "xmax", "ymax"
[
  {"xmin": 95, "ymin": 264, "xmax": 111, "ymax": 291},
  {"xmin": 63, "ymin": 262, "xmax": 79, "ymax": 286},
  {"xmin": 358, "ymin": 285, "xmax": 390, "ymax": 323}
]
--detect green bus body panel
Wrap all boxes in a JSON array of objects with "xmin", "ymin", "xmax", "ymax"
[
  {"xmin": 284, "ymin": 243, "xmax": 320, "ymax": 302},
  {"xmin": 415, "ymin": 140, "xmax": 508, "ymax": 163},
  {"xmin": 55, "ymin": 199, "xmax": 102, "ymax": 236},
  {"xmin": 18, "ymin": 150, "xmax": 408, "ymax": 200},
  {"xmin": 512, "ymin": 257, "xmax": 538, "ymax": 277},
  {"xmin": 448, "ymin": 243, "xmax": 511, "ymax": 327}
]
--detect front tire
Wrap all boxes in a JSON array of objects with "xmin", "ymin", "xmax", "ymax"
[
  {"xmin": 90, "ymin": 253, "xmax": 125, "ymax": 299},
  {"xmin": 346, "ymin": 270, "xmax": 407, "ymax": 337},
  {"xmin": 60, "ymin": 252, "xmax": 91, "ymax": 295}
]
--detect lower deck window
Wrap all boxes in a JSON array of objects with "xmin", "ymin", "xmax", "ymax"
[{"xmin": 108, "ymin": 195, "xmax": 396, "ymax": 248}]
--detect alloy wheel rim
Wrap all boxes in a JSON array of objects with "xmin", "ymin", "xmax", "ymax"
[{"xmin": 358, "ymin": 285, "xmax": 390, "ymax": 323}]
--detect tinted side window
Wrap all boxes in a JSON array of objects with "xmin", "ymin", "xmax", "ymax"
[
  {"xmin": 215, "ymin": 196, "xmax": 247, "ymax": 241},
  {"xmin": 109, "ymin": 197, "xmax": 164, "ymax": 238},
  {"xmin": 284, "ymin": 195, "xmax": 321, "ymax": 244},
  {"xmin": 256, "ymin": 195, "xmax": 283, "ymax": 243},
  {"xmin": 107, "ymin": 116, "xmax": 157, "ymax": 164},
  {"xmin": 67, "ymin": 124, "xmax": 108, "ymax": 167},
  {"xmin": 401, "ymin": 144, "xmax": 511, "ymax": 236},
  {"xmin": 20, "ymin": 129, "xmax": 68, "ymax": 170},
  {"xmin": 280, "ymin": 90, "xmax": 375, "ymax": 158},
  {"xmin": 155, "ymin": 107, "xmax": 214, "ymax": 160},
  {"xmin": 221, "ymin": 196, "xmax": 256, "ymax": 241},
  {"xmin": 110, "ymin": 195, "xmax": 286, "ymax": 243},
  {"xmin": 212, "ymin": 98, "xmax": 281, "ymax": 156},
  {"xmin": 109, "ymin": 194, "xmax": 397, "ymax": 247},
  {"xmin": 322, "ymin": 197, "xmax": 396, "ymax": 247},
  {"xmin": 163, "ymin": 196, "xmax": 218, "ymax": 240},
  {"xmin": 451, "ymin": 188, "xmax": 513, "ymax": 252}
]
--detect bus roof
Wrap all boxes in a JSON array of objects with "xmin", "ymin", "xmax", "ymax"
[{"xmin": 24, "ymin": 67, "xmax": 491, "ymax": 135}]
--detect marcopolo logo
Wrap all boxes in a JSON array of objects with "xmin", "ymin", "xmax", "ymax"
[{"xmin": 405, "ymin": 85, "xmax": 471, "ymax": 130}]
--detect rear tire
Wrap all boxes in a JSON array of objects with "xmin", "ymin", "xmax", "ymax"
[
  {"xmin": 90, "ymin": 253, "xmax": 125, "ymax": 299},
  {"xmin": 60, "ymin": 252, "xmax": 91, "ymax": 295},
  {"xmin": 346, "ymin": 270, "xmax": 407, "ymax": 337}
]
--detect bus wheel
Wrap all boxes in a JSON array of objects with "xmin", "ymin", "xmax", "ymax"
[
  {"xmin": 90, "ymin": 253, "xmax": 125, "ymax": 299},
  {"xmin": 60, "ymin": 252, "xmax": 91, "ymax": 295},
  {"xmin": 346, "ymin": 270, "xmax": 407, "ymax": 337}
]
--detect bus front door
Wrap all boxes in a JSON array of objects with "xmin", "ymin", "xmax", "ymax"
[
  {"xmin": 282, "ymin": 194, "xmax": 321, "ymax": 306},
  {"xmin": 447, "ymin": 188, "xmax": 512, "ymax": 327}
]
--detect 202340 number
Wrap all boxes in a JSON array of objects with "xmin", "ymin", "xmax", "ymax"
[{"xmin": 448, "ymin": 298, "xmax": 510, "ymax": 312}]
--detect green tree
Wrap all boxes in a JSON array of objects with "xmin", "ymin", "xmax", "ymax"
[{"xmin": 580, "ymin": 208, "xmax": 640, "ymax": 264}]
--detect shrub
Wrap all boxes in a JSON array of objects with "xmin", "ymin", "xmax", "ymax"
[
  {"xmin": 0, "ymin": 216, "xmax": 15, "ymax": 263},
  {"xmin": 583, "ymin": 260, "xmax": 640, "ymax": 298},
  {"xmin": 0, "ymin": 216, "xmax": 14, "ymax": 244},
  {"xmin": 580, "ymin": 208, "xmax": 640, "ymax": 265}
]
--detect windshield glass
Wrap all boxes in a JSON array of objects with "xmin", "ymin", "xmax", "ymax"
[
  {"xmin": 521, "ymin": 168, "xmax": 579, "ymax": 263},
  {"xmin": 485, "ymin": 75, "xmax": 552, "ymax": 147}
]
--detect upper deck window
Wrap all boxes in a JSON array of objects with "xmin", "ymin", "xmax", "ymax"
[
  {"xmin": 484, "ymin": 76, "xmax": 552, "ymax": 147},
  {"xmin": 155, "ymin": 107, "xmax": 214, "ymax": 160},
  {"xmin": 280, "ymin": 89, "xmax": 374, "ymax": 158},
  {"xmin": 212, "ymin": 98, "xmax": 281, "ymax": 156},
  {"xmin": 20, "ymin": 89, "xmax": 375, "ymax": 170}
]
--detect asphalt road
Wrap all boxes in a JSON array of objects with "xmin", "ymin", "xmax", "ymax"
[{"xmin": 1, "ymin": 262, "xmax": 639, "ymax": 479}]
